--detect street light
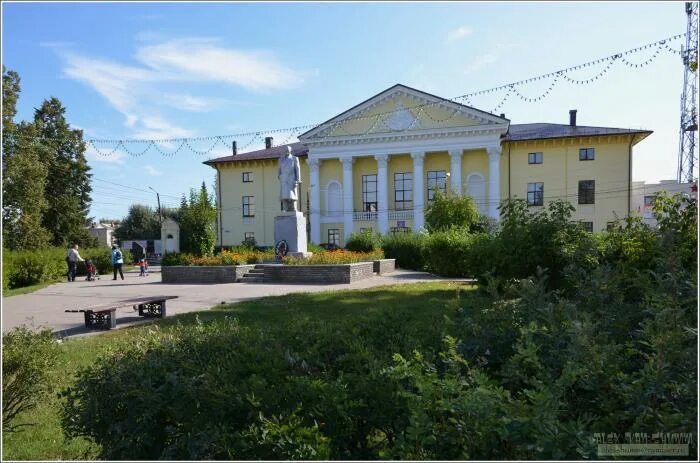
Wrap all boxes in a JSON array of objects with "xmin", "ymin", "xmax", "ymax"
[{"xmin": 148, "ymin": 186, "xmax": 162, "ymax": 224}]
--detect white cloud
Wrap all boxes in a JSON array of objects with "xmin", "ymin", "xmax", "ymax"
[
  {"xmin": 467, "ymin": 54, "xmax": 498, "ymax": 72},
  {"xmin": 447, "ymin": 26, "xmax": 473, "ymax": 41},
  {"xmin": 136, "ymin": 38, "xmax": 304, "ymax": 91},
  {"xmin": 56, "ymin": 37, "xmax": 306, "ymax": 139},
  {"xmin": 144, "ymin": 165, "xmax": 163, "ymax": 176}
]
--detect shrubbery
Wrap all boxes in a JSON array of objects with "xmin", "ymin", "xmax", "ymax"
[
  {"xmin": 422, "ymin": 228, "xmax": 488, "ymax": 277},
  {"xmin": 3, "ymin": 327, "xmax": 60, "ymax": 433},
  {"xmin": 2, "ymin": 247, "xmax": 127, "ymax": 290},
  {"xmin": 381, "ymin": 232, "xmax": 427, "ymax": 270},
  {"xmin": 344, "ymin": 230, "xmax": 382, "ymax": 253}
]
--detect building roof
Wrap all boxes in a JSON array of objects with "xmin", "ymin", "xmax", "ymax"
[
  {"xmin": 203, "ymin": 142, "xmax": 308, "ymax": 165},
  {"xmin": 203, "ymin": 124, "xmax": 653, "ymax": 165},
  {"xmin": 504, "ymin": 123, "xmax": 652, "ymax": 142}
]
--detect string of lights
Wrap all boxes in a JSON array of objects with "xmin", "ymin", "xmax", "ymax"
[{"xmin": 3, "ymin": 33, "xmax": 686, "ymax": 159}]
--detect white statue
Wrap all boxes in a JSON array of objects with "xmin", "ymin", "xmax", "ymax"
[{"xmin": 278, "ymin": 146, "xmax": 301, "ymax": 212}]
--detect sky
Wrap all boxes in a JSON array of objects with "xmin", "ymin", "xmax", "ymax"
[{"xmin": 1, "ymin": 1, "xmax": 692, "ymax": 221}]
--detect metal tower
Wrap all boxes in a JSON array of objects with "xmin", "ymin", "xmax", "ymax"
[{"xmin": 678, "ymin": 1, "xmax": 699, "ymax": 184}]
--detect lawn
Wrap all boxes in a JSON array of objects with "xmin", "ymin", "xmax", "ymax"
[
  {"xmin": 2, "ymin": 281, "xmax": 479, "ymax": 460},
  {"xmin": 3, "ymin": 280, "xmax": 62, "ymax": 297}
]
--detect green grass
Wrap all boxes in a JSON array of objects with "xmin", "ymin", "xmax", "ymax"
[
  {"xmin": 3, "ymin": 280, "xmax": 62, "ymax": 297},
  {"xmin": 2, "ymin": 281, "xmax": 481, "ymax": 460}
]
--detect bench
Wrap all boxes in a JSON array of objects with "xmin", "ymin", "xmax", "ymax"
[{"xmin": 65, "ymin": 296, "xmax": 178, "ymax": 330}]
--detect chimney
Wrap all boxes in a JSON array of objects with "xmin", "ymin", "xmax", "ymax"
[
  {"xmin": 265, "ymin": 136, "xmax": 273, "ymax": 149},
  {"xmin": 231, "ymin": 141, "xmax": 237, "ymax": 156},
  {"xmin": 569, "ymin": 109, "xmax": 577, "ymax": 126},
  {"xmin": 500, "ymin": 113, "xmax": 506, "ymax": 119}
]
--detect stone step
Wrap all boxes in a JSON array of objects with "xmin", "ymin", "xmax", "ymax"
[
  {"xmin": 245, "ymin": 270, "xmax": 265, "ymax": 275},
  {"xmin": 240, "ymin": 276, "xmax": 265, "ymax": 283}
]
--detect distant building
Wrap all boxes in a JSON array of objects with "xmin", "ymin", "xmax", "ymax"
[
  {"xmin": 86, "ymin": 222, "xmax": 115, "ymax": 247},
  {"xmin": 630, "ymin": 179, "xmax": 697, "ymax": 227}
]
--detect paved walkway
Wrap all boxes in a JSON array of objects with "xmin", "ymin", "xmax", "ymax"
[{"xmin": 2, "ymin": 267, "xmax": 469, "ymax": 338}]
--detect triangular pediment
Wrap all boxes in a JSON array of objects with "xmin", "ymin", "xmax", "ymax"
[{"xmin": 299, "ymin": 84, "xmax": 509, "ymax": 142}]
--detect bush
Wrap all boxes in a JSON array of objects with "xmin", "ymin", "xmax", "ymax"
[
  {"xmin": 161, "ymin": 252, "xmax": 186, "ymax": 266},
  {"xmin": 344, "ymin": 230, "xmax": 382, "ymax": 253},
  {"xmin": 424, "ymin": 228, "xmax": 488, "ymax": 277},
  {"xmin": 3, "ymin": 327, "xmax": 60, "ymax": 433},
  {"xmin": 425, "ymin": 191, "xmax": 484, "ymax": 233},
  {"xmin": 307, "ymin": 243, "xmax": 327, "ymax": 254},
  {"xmin": 381, "ymin": 232, "xmax": 427, "ymax": 270}
]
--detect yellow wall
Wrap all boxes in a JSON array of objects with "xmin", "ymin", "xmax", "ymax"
[
  {"xmin": 501, "ymin": 135, "xmax": 633, "ymax": 231},
  {"xmin": 217, "ymin": 158, "xmax": 311, "ymax": 247},
  {"xmin": 329, "ymin": 95, "xmax": 480, "ymax": 137}
]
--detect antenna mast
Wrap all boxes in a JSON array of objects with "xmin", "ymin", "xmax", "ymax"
[{"xmin": 678, "ymin": 2, "xmax": 699, "ymax": 183}]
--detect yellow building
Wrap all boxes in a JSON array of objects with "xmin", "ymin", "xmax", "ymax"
[{"xmin": 205, "ymin": 84, "xmax": 651, "ymax": 247}]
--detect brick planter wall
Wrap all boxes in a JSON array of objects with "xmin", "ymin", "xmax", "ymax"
[
  {"xmin": 373, "ymin": 259, "xmax": 396, "ymax": 275},
  {"xmin": 161, "ymin": 265, "xmax": 255, "ymax": 284},
  {"xmin": 262, "ymin": 262, "xmax": 374, "ymax": 284}
]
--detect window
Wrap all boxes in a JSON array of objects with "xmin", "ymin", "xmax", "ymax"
[
  {"xmin": 242, "ymin": 172, "xmax": 253, "ymax": 182},
  {"xmin": 527, "ymin": 182, "xmax": 544, "ymax": 206},
  {"xmin": 578, "ymin": 180, "xmax": 595, "ymax": 204},
  {"xmin": 528, "ymin": 152, "xmax": 543, "ymax": 164},
  {"xmin": 644, "ymin": 195, "xmax": 655, "ymax": 207},
  {"xmin": 606, "ymin": 221, "xmax": 616, "ymax": 231},
  {"xmin": 580, "ymin": 221, "xmax": 594, "ymax": 233},
  {"xmin": 390, "ymin": 226, "xmax": 410, "ymax": 234},
  {"xmin": 579, "ymin": 148, "xmax": 595, "ymax": 161},
  {"xmin": 427, "ymin": 170, "xmax": 447, "ymax": 201},
  {"xmin": 244, "ymin": 232, "xmax": 254, "ymax": 241},
  {"xmin": 362, "ymin": 174, "xmax": 377, "ymax": 212},
  {"xmin": 394, "ymin": 172, "xmax": 413, "ymax": 210},
  {"xmin": 328, "ymin": 228, "xmax": 340, "ymax": 245},
  {"xmin": 242, "ymin": 196, "xmax": 255, "ymax": 217}
]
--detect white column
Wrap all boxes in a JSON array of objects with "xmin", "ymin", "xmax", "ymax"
[
  {"xmin": 449, "ymin": 149, "xmax": 463, "ymax": 195},
  {"xmin": 411, "ymin": 151, "xmax": 425, "ymax": 231},
  {"xmin": 375, "ymin": 154, "xmax": 389, "ymax": 234},
  {"xmin": 487, "ymin": 145, "xmax": 502, "ymax": 220},
  {"xmin": 341, "ymin": 157, "xmax": 355, "ymax": 241},
  {"xmin": 308, "ymin": 158, "xmax": 321, "ymax": 244}
]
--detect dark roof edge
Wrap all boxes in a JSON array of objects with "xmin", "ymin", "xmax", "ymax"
[{"xmin": 504, "ymin": 129, "xmax": 653, "ymax": 142}]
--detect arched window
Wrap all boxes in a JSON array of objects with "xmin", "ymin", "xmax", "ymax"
[
  {"xmin": 326, "ymin": 181, "xmax": 342, "ymax": 216},
  {"xmin": 466, "ymin": 173, "xmax": 487, "ymax": 215}
]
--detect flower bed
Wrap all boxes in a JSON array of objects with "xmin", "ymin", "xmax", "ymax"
[
  {"xmin": 282, "ymin": 249, "xmax": 384, "ymax": 265},
  {"xmin": 162, "ymin": 250, "xmax": 275, "ymax": 266}
]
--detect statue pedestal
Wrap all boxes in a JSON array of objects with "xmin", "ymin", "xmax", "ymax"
[{"xmin": 274, "ymin": 211, "xmax": 309, "ymax": 255}]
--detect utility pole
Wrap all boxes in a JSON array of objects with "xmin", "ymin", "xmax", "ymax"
[
  {"xmin": 678, "ymin": 1, "xmax": 699, "ymax": 183},
  {"xmin": 148, "ymin": 186, "xmax": 162, "ymax": 224}
]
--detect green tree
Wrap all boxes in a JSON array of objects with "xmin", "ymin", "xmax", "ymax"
[
  {"xmin": 2, "ymin": 66, "xmax": 20, "ymax": 167},
  {"xmin": 424, "ymin": 191, "xmax": 484, "ymax": 233},
  {"xmin": 114, "ymin": 204, "xmax": 161, "ymax": 241},
  {"xmin": 178, "ymin": 182, "xmax": 216, "ymax": 256},
  {"xmin": 2, "ymin": 123, "xmax": 51, "ymax": 250},
  {"xmin": 33, "ymin": 98, "xmax": 93, "ymax": 246}
]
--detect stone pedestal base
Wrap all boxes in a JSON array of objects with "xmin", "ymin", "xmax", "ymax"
[{"xmin": 274, "ymin": 212, "xmax": 308, "ymax": 253}]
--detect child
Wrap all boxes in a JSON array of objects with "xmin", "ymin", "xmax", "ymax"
[
  {"xmin": 85, "ymin": 260, "xmax": 97, "ymax": 281},
  {"xmin": 138, "ymin": 258, "xmax": 149, "ymax": 277}
]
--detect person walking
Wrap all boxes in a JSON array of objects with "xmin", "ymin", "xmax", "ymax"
[
  {"xmin": 66, "ymin": 244, "xmax": 84, "ymax": 282},
  {"xmin": 111, "ymin": 244, "xmax": 125, "ymax": 280}
]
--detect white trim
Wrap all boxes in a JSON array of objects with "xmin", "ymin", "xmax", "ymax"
[{"xmin": 308, "ymin": 132, "xmax": 502, "ymax": 161}]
